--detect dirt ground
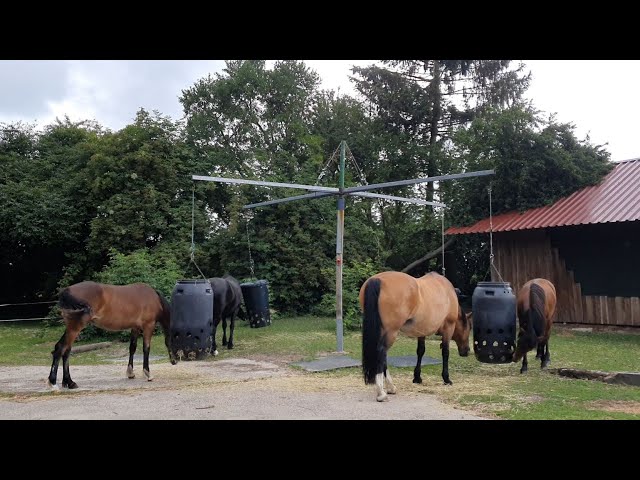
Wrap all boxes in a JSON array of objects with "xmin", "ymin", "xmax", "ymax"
[{"xmin": 0, "ymin": 357, "xmax": 486, "ymax": 420}]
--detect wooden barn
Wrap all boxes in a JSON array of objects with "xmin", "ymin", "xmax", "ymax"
[{"xmin": 446, "ymin": 158, "xmax": 640, "ymax": 327}]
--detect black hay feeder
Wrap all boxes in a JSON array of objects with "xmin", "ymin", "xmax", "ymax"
[
  {"xmin": 170, "ymin": 279, "xmax": 214, "ymax": 360},
  {"xmin": 472, "ymin": 281, "xmax": 517, "ymax": 363},
  {"xmin": 240, "ymin": 279, "xmax": 271, "ymax": 328}
]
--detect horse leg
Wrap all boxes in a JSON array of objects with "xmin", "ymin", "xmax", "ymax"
[
  {"xmin": 227, "ymin": 312, "xmax": 235, "ymax": 349},
  {"xmin": 211, "ymin": 316, "xmax": 221, "ymax": 356},
  {"xmin": 440, "ymin": 340, "xmax": 453, "ymax": 386},
  {"xmin": 142, "ymin": 326, "xmax": 154, "ymax": 381},
  {"xmin": 47, "ymin": 331, "xmax": 67, "ymax": 390},
  {"xmin": 413, "ymin": 337, "xmax": 426, "ymax": 384},
  {"xmin": 520, "ymin": 353, "xmax": 528, "ymax": 374},
  {"xmin": 375, "ymin": 331, "xmax": 398, "ymax": 402},
  {"xmin": 535, "ymin": 343, "xmax": 544, "ymax": 360},
  {"xmin": 384, "ymin": 354, "xmax": 396, "ymax": 394},
  {"xmin": 127, "ymin": 329, "xmax": 139, "ymax": 379},
  {"xmin": 49, "ymin": 319, "xmax": 82, "ymax": 389},
  {"xmin": 60, "ymin": 324, "xmax": 82, "ymax": 389},
  {"xmin": 541, "ymin": 340, "xmax": 550, "ymax": 369},
  {"xmin": 375, "ymin": 367, "xmax": 387, "ymax": 402},
  {"xmin": 222, "ymin": 316, "xmax": 228, "ymax": 346}
]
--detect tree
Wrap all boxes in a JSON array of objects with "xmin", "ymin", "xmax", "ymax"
[
  {"xmin": 348, "ymin": 61, "xmax": 531, "ymax": 274},
  {"xmin": 0, "ymin": 119, "xmax": 103, "ymax": 302},
  {"xmin": 352, "ymin": 60, "xmax": 530, "ymax": 201},
  {"xmin": 440, "ymin": 105, "xmax": 613, "ymax": 292},
  {"xmin": 84, "ymin": 109, "xmax": 191, "ymax": 256},
  {"xmin": 180, "ymin": 61, "xmax": 383, "ymax": 313}
]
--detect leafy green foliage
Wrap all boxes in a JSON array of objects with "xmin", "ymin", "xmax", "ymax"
[
  {"xmin": 85, "ymin": 109, "xmax": 193, "ymax": 256},
  {"xmin": 95, "ymin": 247, "xmax": 183, "ymax": 298},
  {"xmin": 0, "ymin": 119, "xmax": 103, "ymax": 303},
  {"xmin": 314, "ymin": 260, "xmax": 385, "ymax": 331},
  {"xmin": 444, "ymin": 106, "xmax": 612, "ymax": 223}
]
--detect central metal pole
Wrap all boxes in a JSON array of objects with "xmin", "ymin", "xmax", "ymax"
[{"xmin": 335, "ymin": 140, "xmax": 346, "ymax": 353}]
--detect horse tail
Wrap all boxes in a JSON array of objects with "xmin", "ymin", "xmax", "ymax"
[
  {"xmin": 58, "ymin": 288, "xmax": 91, "ymax": 316},
  {"xmin": 362, "ymin": 278, "xmax": 386, "ymax": 385},
  {"xmin": 529, "ymin": 282, "xmax": 546, "ymax": 338}
]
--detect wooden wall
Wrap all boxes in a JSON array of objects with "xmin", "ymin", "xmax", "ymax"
[{"xmin": 491, "ymin": 230, "xmax": 639, "ymax": 326}]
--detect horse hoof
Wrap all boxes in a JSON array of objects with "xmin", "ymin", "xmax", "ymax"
[
  {"xmin": 212, "ymin": 349, "xmax": 219, "ymax": 357},
  {"xmin": 227, "ymin": 344, "xmax": 234, "ymax": 350},
  {"xmin": 127, "ymin": 366, "xmax": 135, "ymax": 379},
  {"xmin": 376, "ymin": 394, "xmax": 389, "ymax": 402},
  {"xmin": 413, "ymin": 378, "xmax": 422, "ymax": 384},
  {"xmin": 47, "ymin": 381, "xmax": 59, "ymax": 391},
  {"xmin": 144, "ymin": 369, "xmax": 154, "ymax": 381},
  {"xmin": 63, "ymin": 381, "xmax": 78, "ymax": 389},
  {"xmin": 444, "ymin": 380, "xmax": 453, "ymax": 386},
  {"xmin": 520, "ymin": 368, "xmax": 528, "ymax": 374},
  {"xmin": 222, "ymin": 340, "xmax": 227, "ymax": 346},
  {"xmin": 387, "ymin": 387, "xmax": 397, "ymax": 394}
]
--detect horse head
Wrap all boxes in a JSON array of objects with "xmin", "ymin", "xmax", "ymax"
[
  {"xmin": 452, "ymin": 307, "xmax": 472, "ymax": 357},
  {"xmin": 512, "ymin": 327, "xmax": 537, "ymax": 362}
]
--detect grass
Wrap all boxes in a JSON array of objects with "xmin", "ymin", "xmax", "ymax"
[{"xmin": 1, "ymin": 317, "xmax": 639, "ymax": 419}]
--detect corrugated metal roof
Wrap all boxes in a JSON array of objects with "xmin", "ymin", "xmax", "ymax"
[{"xmin": 446, "ymin": 159, "xmax": 640, "ymax": 235}]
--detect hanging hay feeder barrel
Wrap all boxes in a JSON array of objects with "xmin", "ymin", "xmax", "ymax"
[
  {"xmin": 472, "ymin": 281, "xmax": 517, "ymax": 363},
  {"xmin": 170, "ymin": 279, "xmax": 214, "ymax": 360},
  {"xmin": 240, "ymin": 280, "xmax": 271, "ymax": 328}
]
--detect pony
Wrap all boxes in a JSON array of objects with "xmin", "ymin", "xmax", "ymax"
[
  {"xmin": 49, "ymin": 281, "xmax": 175, "ymax": 390},
  {"xmin": 359, "ymin": 271, "xmax": 471, "ymax": 402},
  {"xmin": 208, "ymin": 275, "xmax": 244, "ymax": 355},
  {"xmin": 513, "ymin": 278, "xmax": 556, "ymax": 373}
]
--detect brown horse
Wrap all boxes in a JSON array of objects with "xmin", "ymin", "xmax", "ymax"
[
  {"xmin": 49, "ymin": 281, "xmax": 175, "ymax": 390},
  {"xmin": 359, "ymin": 271, "xmax": 471, "ymax": 402},
  {"xmin": 513, "ymin": 278, "xmax": 556, "ymax": 373}
]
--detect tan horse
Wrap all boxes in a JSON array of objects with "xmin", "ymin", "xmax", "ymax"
[
  {"xmin": 513, "ymin": 278, "xmax": 557, "ymax": 373},
  {"xmin": 359, "ymin": 271, "xmax": 471, "ymax": 402},
  {"xmin": 49, "ymin": 281, "xmax": 175, "ymax": 390}
]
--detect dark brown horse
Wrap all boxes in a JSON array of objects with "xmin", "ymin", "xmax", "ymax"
[
  {"xmin": 49, "ymin": 281, "xmax": 175, "ymax": 390},
  {"xmin": 359, "ymin": 271, "xmax": 471, "ymax": 402},
  {"xmin": 513, "ymin": 278, "xmax": 556, "ymax": 373},
  {"xmin": 209, "ymin": 275, "xmax": 244, "ymax": 355}
]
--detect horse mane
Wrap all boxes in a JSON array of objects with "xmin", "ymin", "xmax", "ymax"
[
  {"xmin": 454, "ymin": 288, "xmax": 467, "ymax": 328},
  {"xmin": 459, "ymin": 304, "xmax": 467, "ymax": 328},
  {"xmin": 154, "ymin": 289, "xmax": 171, "ymax": 333},
  {"xmin": 529, "ymin": 283, "xmax": 546, "ymax": 338}
]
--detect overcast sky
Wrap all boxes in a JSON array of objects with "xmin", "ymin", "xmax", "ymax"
[{"xmin": 1, "ymin": 60, "xmax": 637, "ymax": 161}]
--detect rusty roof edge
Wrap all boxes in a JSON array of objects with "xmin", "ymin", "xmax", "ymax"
[{"xmin": 446, "ymin": 159, "xmax": 640, "ymax": 235}]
